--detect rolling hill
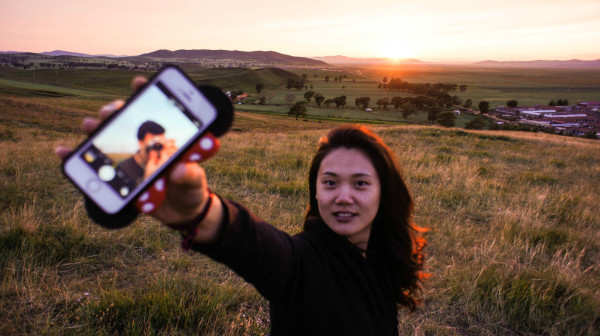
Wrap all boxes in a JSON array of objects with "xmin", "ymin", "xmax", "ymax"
[
  {"xmin": 190, "ymin": 67, "xmax": 303, "ymax": 92},
  {"xmin": 139, "ymin": 49, "xmax": 328, "ymax": 67}
]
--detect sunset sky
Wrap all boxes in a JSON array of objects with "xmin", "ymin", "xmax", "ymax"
[{"xmin": 2, "ymin": 0, "xmax": 599, "ymax": 62}]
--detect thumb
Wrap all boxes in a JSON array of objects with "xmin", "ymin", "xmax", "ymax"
[{"xmin": 169, "ymin": 162, "xmax": 206, "ymax": 189}]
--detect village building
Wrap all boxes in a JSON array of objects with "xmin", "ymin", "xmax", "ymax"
[{"xmin": 495, "ymin": 103, "xmax": 600, "ymax": 138}]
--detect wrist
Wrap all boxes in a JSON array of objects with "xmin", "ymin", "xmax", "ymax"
[{"xmin": 177, "ymin": 192, "xmax": 215, "ymax": 251}]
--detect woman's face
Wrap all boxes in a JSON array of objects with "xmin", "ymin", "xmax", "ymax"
[{"xmin": 316, "ymin": 147, "xmax": 381, "ymax": 250}]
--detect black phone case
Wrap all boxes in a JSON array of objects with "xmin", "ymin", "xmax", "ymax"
[{"xmin": 85, "ymin": 84, "xmax": 233, "ymax": 229}]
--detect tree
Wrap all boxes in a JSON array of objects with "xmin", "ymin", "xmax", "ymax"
[
  {"xmin": 427, "ymin": 106, "xmax": 442, "ymax": 122},
  {"xmin": 355, "ymin": 97, "xmax": 370, "ymax": 109},
  {"xmin": 507, "ymin": 99, "xmax": 518, "ymax": 108},
  {"xmin": 255, "ymin": 82, "xmax": 265, "ymax": 94},
  {"xmin": 478, "ymin": 101, "xmax": 490, "ymax": 114},
  {"xmin": 259, "ymin": 97, "xmax": 266, "ymax": 105},
  {"xmin": 285, "ymin": 93, "xmax": 296, "ymax": 105},
  {"xmin": 436, "ymin": 111, "xmax": 456, "ymax": 127},
  {"xmin": 325, "ymin": 75, "xmax": 330, "ymax": 82},
  {"xmin": 324, "ymin": 99, "xmax": 334, "ymax": 107},
  {"xmin": 376, "ymin": 97, "xmax": 390, "ymax": 110},
  {"xmin": 286, "ymin": 78, "xmax": 295, "ymax": 90},
  {"xmin": 548, "ymin": 100, "xmax": 556, "ymax": 106},
  {"xmin": 314, "ymin": 93, "xmax": 325, "ymax": 106},
  {"xmin": 464, "ymin": 99, "xmax": 473, "ymax": 109},
  {"xmin": 465, "ymin": 116, "xmax": 487, "ymax": 130},
  {"xmin": 459, "ymin": 85, "xmax": 467, "ymax": 92},
  {"xmin": 400, "ymin": 102, "xmax": 417, "ymax": 119},
  {"xmin": 391, "ymin": 96, "xmax": 406, "ymax": 109},
  {"xmin": 304, "ymin": 91, "xmax": 316, "ymax": 102},
  {"xmin": 288, "ymin": 102, "xmax": 307, "ymax": 120},
  {"xmin": 302, "ymin": 74, "xmax": 308, "ymax": 81},
  {"xmin": 333, "ymin": 96, "xmax": 347, "ymax": 108}
]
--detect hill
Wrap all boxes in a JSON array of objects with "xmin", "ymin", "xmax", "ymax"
[
  {"xmin": 40, "ymin": 50, "xmax": 95, "ymax": 57},
  {"xmin": 188, "ymin": 67, "xmax": 302, "ymax": 93},
  {"xmin": 1, "ymin": 92, "xmax": 599, "ymax": 335},
  {"xmin": 140, "ymin": 49, "xmax": 329, "ymax": 67},
  {"xmin": 473, "ymin": 59, "xmax": 600, "ymax": 68}
]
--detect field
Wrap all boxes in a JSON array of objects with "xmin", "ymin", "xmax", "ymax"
[
  {"xmin": 358, "ymin": 65, "xmax": 600, "ymax": 107},
  {"xmin": 1, "ymin": 67, "xmax": 600, "ymax": 335}
]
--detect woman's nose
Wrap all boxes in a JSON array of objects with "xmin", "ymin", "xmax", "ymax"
[{"xmin": 334, "ymin": 186, "xmax": 353, "ymax": 204}]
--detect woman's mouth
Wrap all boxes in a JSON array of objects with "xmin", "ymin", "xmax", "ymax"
[{"xmin": 334, "ymin": 212, "xmax": 356, "ymax": 221}]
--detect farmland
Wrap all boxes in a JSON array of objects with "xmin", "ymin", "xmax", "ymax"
[{"xmin": 1, "ymin": 65, "xmax": 599, "ymax": 335}]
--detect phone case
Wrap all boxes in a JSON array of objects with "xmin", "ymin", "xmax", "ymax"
[{"xmin": 85, "ymin": 85, "xmax": 234, "ymax": 229}]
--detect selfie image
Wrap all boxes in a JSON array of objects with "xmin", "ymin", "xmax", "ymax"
[
  {"xmin": 88, "ymin": 84, "xmax": 199, "ymax": 191},
  {"xmin": 2, "ymin": 0, "xmax": 600, "ymax": 335}
]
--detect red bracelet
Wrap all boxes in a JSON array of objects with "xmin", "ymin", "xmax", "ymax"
[{"xmin": 180, "ymin": 192, "xmax": 214, "ymax": 252}]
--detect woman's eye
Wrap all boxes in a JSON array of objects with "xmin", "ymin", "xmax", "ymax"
[
  {"xmin": 323, "ymin": 180, "xmax": 336, "ymax": 186},
  {"xmin": 355, "ymin": 181, "xmax": 369, "ymax": 187}
]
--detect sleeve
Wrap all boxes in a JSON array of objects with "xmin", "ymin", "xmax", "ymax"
[{"xmin": 191, "ymin": 197, "xmax": 304, "ymax": 305}]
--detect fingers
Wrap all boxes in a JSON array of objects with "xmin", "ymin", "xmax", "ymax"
[
  {"xmin": 169, "ymin": 162, "xmax": 205, "ymax": 187},
  {"xmin": 55, "ymin": 146, "xmax": 72, "ymax": 160},
  {"xmin": 99, "ymin": 100, "xmax": 125, "ymax": 120},
  {"xmin": 131, "ymin": 76, "xmax": 148, "ymax": 91},
  {"xmin": 81, "ymin": 118, "xmax": 101, "ymax": 134},
  {"xmin": 149, "ymin": 162, "xmax": 208, "ymax": 224},
  {"xmin": 80, "ymin": 100, "xmax": 125, "ymax": 136}
]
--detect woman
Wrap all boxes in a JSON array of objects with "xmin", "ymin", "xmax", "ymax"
[{"xmin": 57, "ymin": 77, "xmax": 426, "ymax": 335}]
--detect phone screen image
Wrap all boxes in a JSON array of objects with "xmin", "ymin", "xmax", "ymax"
[{"xmin": 79, "ymin": 82, "xmax": 201, "ymax": 199}]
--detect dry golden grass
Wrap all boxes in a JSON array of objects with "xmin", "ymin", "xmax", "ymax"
[{"xmin": 1, "ymin": 96, "xmax": 599, "ymax": 335}]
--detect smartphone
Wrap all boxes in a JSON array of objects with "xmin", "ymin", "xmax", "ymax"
[{"xmin": 62, "ymin": 66, "xmax": 217, "ymax": 215}]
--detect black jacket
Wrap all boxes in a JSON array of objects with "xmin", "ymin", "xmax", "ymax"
[{"xmin": 194, "ymin": 199, "xmax": 399, "ymax": 335}]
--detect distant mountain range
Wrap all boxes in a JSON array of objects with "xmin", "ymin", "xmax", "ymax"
[
  {"xmin": 2, "ymin": 49, "xmax": 599, "ymax": 68},
  {"xmin": 0, "ymin": 50, "xmax": 129, "ymax": 58}
]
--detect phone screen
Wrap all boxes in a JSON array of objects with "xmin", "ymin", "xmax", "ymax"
[{"xmin": 79, "ymin": 81, "xmax": 202, "ymax": 199}]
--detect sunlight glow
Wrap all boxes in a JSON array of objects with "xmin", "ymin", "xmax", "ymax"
[{"xmin": 381, "ymin": 42, "xmax": 415, "ymax": 60}]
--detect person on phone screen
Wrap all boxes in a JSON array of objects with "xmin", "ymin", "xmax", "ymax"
[
  {"xmin": 56, "ymin": 77, "xmax": 426, "ymax": 336},
  {"xmin": 117, "ymin": 120, "xmax": 177, "ymax": 185}
]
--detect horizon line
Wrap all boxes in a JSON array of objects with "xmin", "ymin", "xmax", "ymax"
[{"xmin": 2, "ymin": 49, "xmax": 600, "ymax": 64}]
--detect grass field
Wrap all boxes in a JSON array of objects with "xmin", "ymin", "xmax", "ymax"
[
  {"xmin": 359, "ymin": 65, "xmax": 600, "ymax": 107},
  {"xmin": 1, "ymin": 67, "xmax": 599, "ymax": 335}
]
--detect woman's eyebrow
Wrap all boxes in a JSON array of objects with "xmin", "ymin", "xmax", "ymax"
[{"xmin": 320, "ymin": 171, "xmax": 373, "ymax": 178}]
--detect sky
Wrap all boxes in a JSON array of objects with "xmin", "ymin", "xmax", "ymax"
[{"xmin": 1, "ymin": 0, "xmax": 599, "ymax": 62}]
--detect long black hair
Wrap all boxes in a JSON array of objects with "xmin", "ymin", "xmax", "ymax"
[{"xmin": 304, "ymin": 125, "xmax": 425, "ymax": 310}]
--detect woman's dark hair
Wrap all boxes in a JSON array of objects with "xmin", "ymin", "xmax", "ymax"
[{"xmin": 304, "ymin": 124, "xmax": 426, "ymax": 311}]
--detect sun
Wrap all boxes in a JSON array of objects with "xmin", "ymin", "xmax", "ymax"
[{"xmin": 381, "ymin": 43, "xmax": 415, "ymax": 60}]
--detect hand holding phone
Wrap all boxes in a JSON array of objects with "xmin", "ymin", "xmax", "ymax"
[{"xmin": 59, "ymin": 66, "xmax": 233, "ymax": 228}]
